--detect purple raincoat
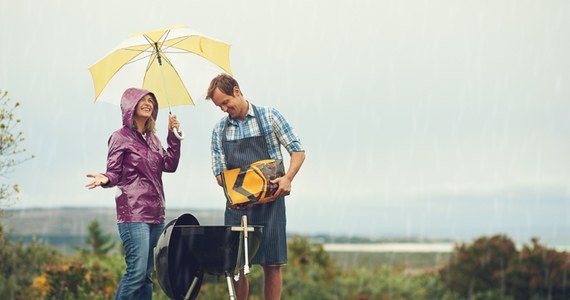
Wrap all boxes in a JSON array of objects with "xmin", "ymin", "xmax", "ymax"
[{"xmin": 103, "ymin": 88, "xmax": 181, "ymax": 224}]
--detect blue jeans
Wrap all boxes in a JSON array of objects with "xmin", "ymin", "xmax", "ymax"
[{"xmin": 115, "ymin": 222, "xmax": 164, "ymax": 300}]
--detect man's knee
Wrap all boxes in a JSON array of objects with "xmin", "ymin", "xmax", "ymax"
[{"xmin": 262, "ymin": 265, "xmax": 282, "ymax": 276}]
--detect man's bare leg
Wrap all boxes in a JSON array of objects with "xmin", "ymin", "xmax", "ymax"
[
  {"xmin": 263, "ymin": 265, "xmax": 282, "ymax": 300},
  {"xmin": 234, "ymin": 271, "xmax": 249, "ymax": 300}
]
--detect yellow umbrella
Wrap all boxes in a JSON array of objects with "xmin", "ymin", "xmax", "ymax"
[{"xmin": 89, "ymin": 25, "xmax": 232, "ymax": 138}]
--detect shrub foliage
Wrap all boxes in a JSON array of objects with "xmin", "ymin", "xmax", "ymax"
[
  {"xmin": 440, "ymin": 234, "xmax": 570, "ymax": 300},
  {"xmin": 3, "ymin": 221, "xmax": 570, "ymax": 300}
]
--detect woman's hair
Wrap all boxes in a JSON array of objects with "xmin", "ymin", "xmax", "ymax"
[
  {"xmin": 132, "ymin": 94, "xmax": 157, "ymax": 134},
  {"xmin": 206, "ymin": 73, "xmax": 242, "ymax": 100},
  {"xmin": 143, "ymin": 117, "xmax": 156, "ymax": 134}
]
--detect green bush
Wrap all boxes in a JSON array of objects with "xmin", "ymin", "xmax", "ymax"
[
  {"xmin": 282, "ymin": 235, "xmax": 338, "ymax": 299},
  {"xmin": 10, "ymin": 218, "xmax": 570, "ymax": 300},
  {"xmin": 439, "ymin": 235, "xmax": 570, "ymax": 300},
  {"xmin": 440, "ymin": 235, "xmax": 516, "ymax": 297},
  {"xmin": 336, "ymin": 266, "xmax": 453, "ymax": 300},
  {"xmin": 505, "ymin": 238, "xmax": 570, "ymax": 300},
  {"xmin": 0, "ymin": 224, "xmax": 60, "ymax": 299}
]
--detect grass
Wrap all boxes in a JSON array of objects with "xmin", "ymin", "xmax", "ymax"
[{"xmin": 329, "ymin": 251, "xmax": 451, "ymax": 272}]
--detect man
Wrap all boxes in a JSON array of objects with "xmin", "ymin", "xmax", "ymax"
[{"xmin": 207, "ymin": 74, "xmax": 305, "ymax": 300}]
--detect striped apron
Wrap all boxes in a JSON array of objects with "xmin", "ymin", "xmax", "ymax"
[{"xmin": 222, "ymin": 105, "xmax": 287, "ymax": 265}]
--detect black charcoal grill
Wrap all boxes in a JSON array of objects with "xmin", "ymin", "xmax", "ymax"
[{"xmin": 154, "ymin": 213, "xmax": 263, "ymax": 300}]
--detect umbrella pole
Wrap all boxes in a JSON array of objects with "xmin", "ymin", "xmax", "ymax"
[
  {"xmin": 155, "ymin": 43, "xmax": 184, "ymax": 140},
  {"xmin": 169, "ymin": 111, "xmax": 185, "ymax": 140}
]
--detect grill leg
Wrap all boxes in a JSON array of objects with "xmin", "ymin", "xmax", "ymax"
[
  {"xmin": 226, "ymin": 272, "xmax": 237, "ymax": 300},
  {"xmin": 183, "ymin": 276, "xmax": 200, "ymax": 300}
]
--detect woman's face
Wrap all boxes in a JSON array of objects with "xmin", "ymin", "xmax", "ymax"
[{"xmin": 135, "ymin": 94, "xmax": 155, "ymax": 119}]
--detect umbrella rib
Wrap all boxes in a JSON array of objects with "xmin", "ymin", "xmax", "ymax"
[
  {"xmin": 156, "ymin": 30, "xmax": 180, "ymax": 53},
  {"xmin": 158, "ymin": 54, "xmax": 192, "ymax": 100},
  {"xmin": 161, "ymin": 36, "xmax": 191, "ymax": 52},
  {"xmin": 161, "ymin": 29, "xmax": 171, "ymax": 45},
  {"xmin": 142, "ymin": 34, "xmax": 155, "ymax": 47},
  {"xmin": 141, "ymin": 34, "xmax": 162, "ymax": 70},
  {"xmin": 155, "ymin": 29, "xmax": 193, "ymax": 53},
  {"xmin": 125, "ymin": 52, "xmax": 153, "ymax": 65},
  {"xmin": 121, "ymin": 48, "xmax": 152, "ymax": 52},
  {"xmin": 141, "ymin": 30, "xmax": 196, "ymax": 54}
]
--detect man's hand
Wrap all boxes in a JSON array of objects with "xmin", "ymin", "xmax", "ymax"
[{"xmin": 270, "ymin": 176, "xmax": 292, "ymax": 199}]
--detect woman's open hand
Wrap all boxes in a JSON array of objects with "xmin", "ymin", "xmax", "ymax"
[{"xmin": 85, "ymin": 173, "xmax": 109, "ymax": 189}]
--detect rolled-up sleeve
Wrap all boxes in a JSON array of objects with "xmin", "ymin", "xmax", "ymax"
[
  {"xmin": 271, "ymin": 108, "xmax": 304, "ymax": 154},
  {"xmin": 211, "ymin": 123, "xmax": 226, "ymax": 176}
]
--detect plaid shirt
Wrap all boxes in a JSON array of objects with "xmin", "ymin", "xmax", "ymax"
[{"xmin": 211, "ymin": 103, "xmax": 304, "ymax": 176}]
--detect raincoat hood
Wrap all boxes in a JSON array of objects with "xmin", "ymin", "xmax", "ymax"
[{"xmin": 120, "ymin": 87, "xmax": 159, "ymax": 128}]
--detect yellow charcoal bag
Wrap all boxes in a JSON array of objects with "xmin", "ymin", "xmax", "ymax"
[{"xmin": 221, "ymin": 159, "xmax": 284, "ymax": 207}]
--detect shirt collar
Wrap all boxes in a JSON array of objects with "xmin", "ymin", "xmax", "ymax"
[{"xmin": 228, "ymin": 101, "xmax": 255, "ymax": 125}]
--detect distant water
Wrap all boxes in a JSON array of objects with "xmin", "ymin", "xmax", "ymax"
[
  {"xmin": 324, "ymin": 243, "xmax": 454, "ymax": 253},
  {"xmin": 324, "ymin": 243, "xmax": 570, "ymax": 253},
  {"xmin": 6, "ymin": 207, "xmax": 570, "ymax": 253}
]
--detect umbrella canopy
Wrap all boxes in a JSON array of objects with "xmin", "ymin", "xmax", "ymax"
[{"xmin": 89, "ymin": 25, "xmax": 232, "ymax": 108}]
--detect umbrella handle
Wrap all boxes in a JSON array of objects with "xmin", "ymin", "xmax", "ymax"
[{"xmin": 174, "ymin": 127, "xmax": 184, "ymax": 140}]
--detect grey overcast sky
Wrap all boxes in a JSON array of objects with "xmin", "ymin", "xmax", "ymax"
[{"xmin": 1, "ymin": 0, "xmax": 570, "ymax": 244}]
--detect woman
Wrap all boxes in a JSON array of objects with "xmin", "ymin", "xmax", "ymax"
[{"xmin": 85, "ymin": 87, "xmax": 181, "ymax": 299}]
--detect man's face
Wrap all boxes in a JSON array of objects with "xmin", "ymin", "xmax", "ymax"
[{"xmin": 211, "ymin": 86, "xmax": 244, "ymax": 120}]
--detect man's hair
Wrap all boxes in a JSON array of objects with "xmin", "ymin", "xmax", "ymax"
[{"xmin": 206, "ymin": 73, "xmax": 241, "ymax": 100}]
